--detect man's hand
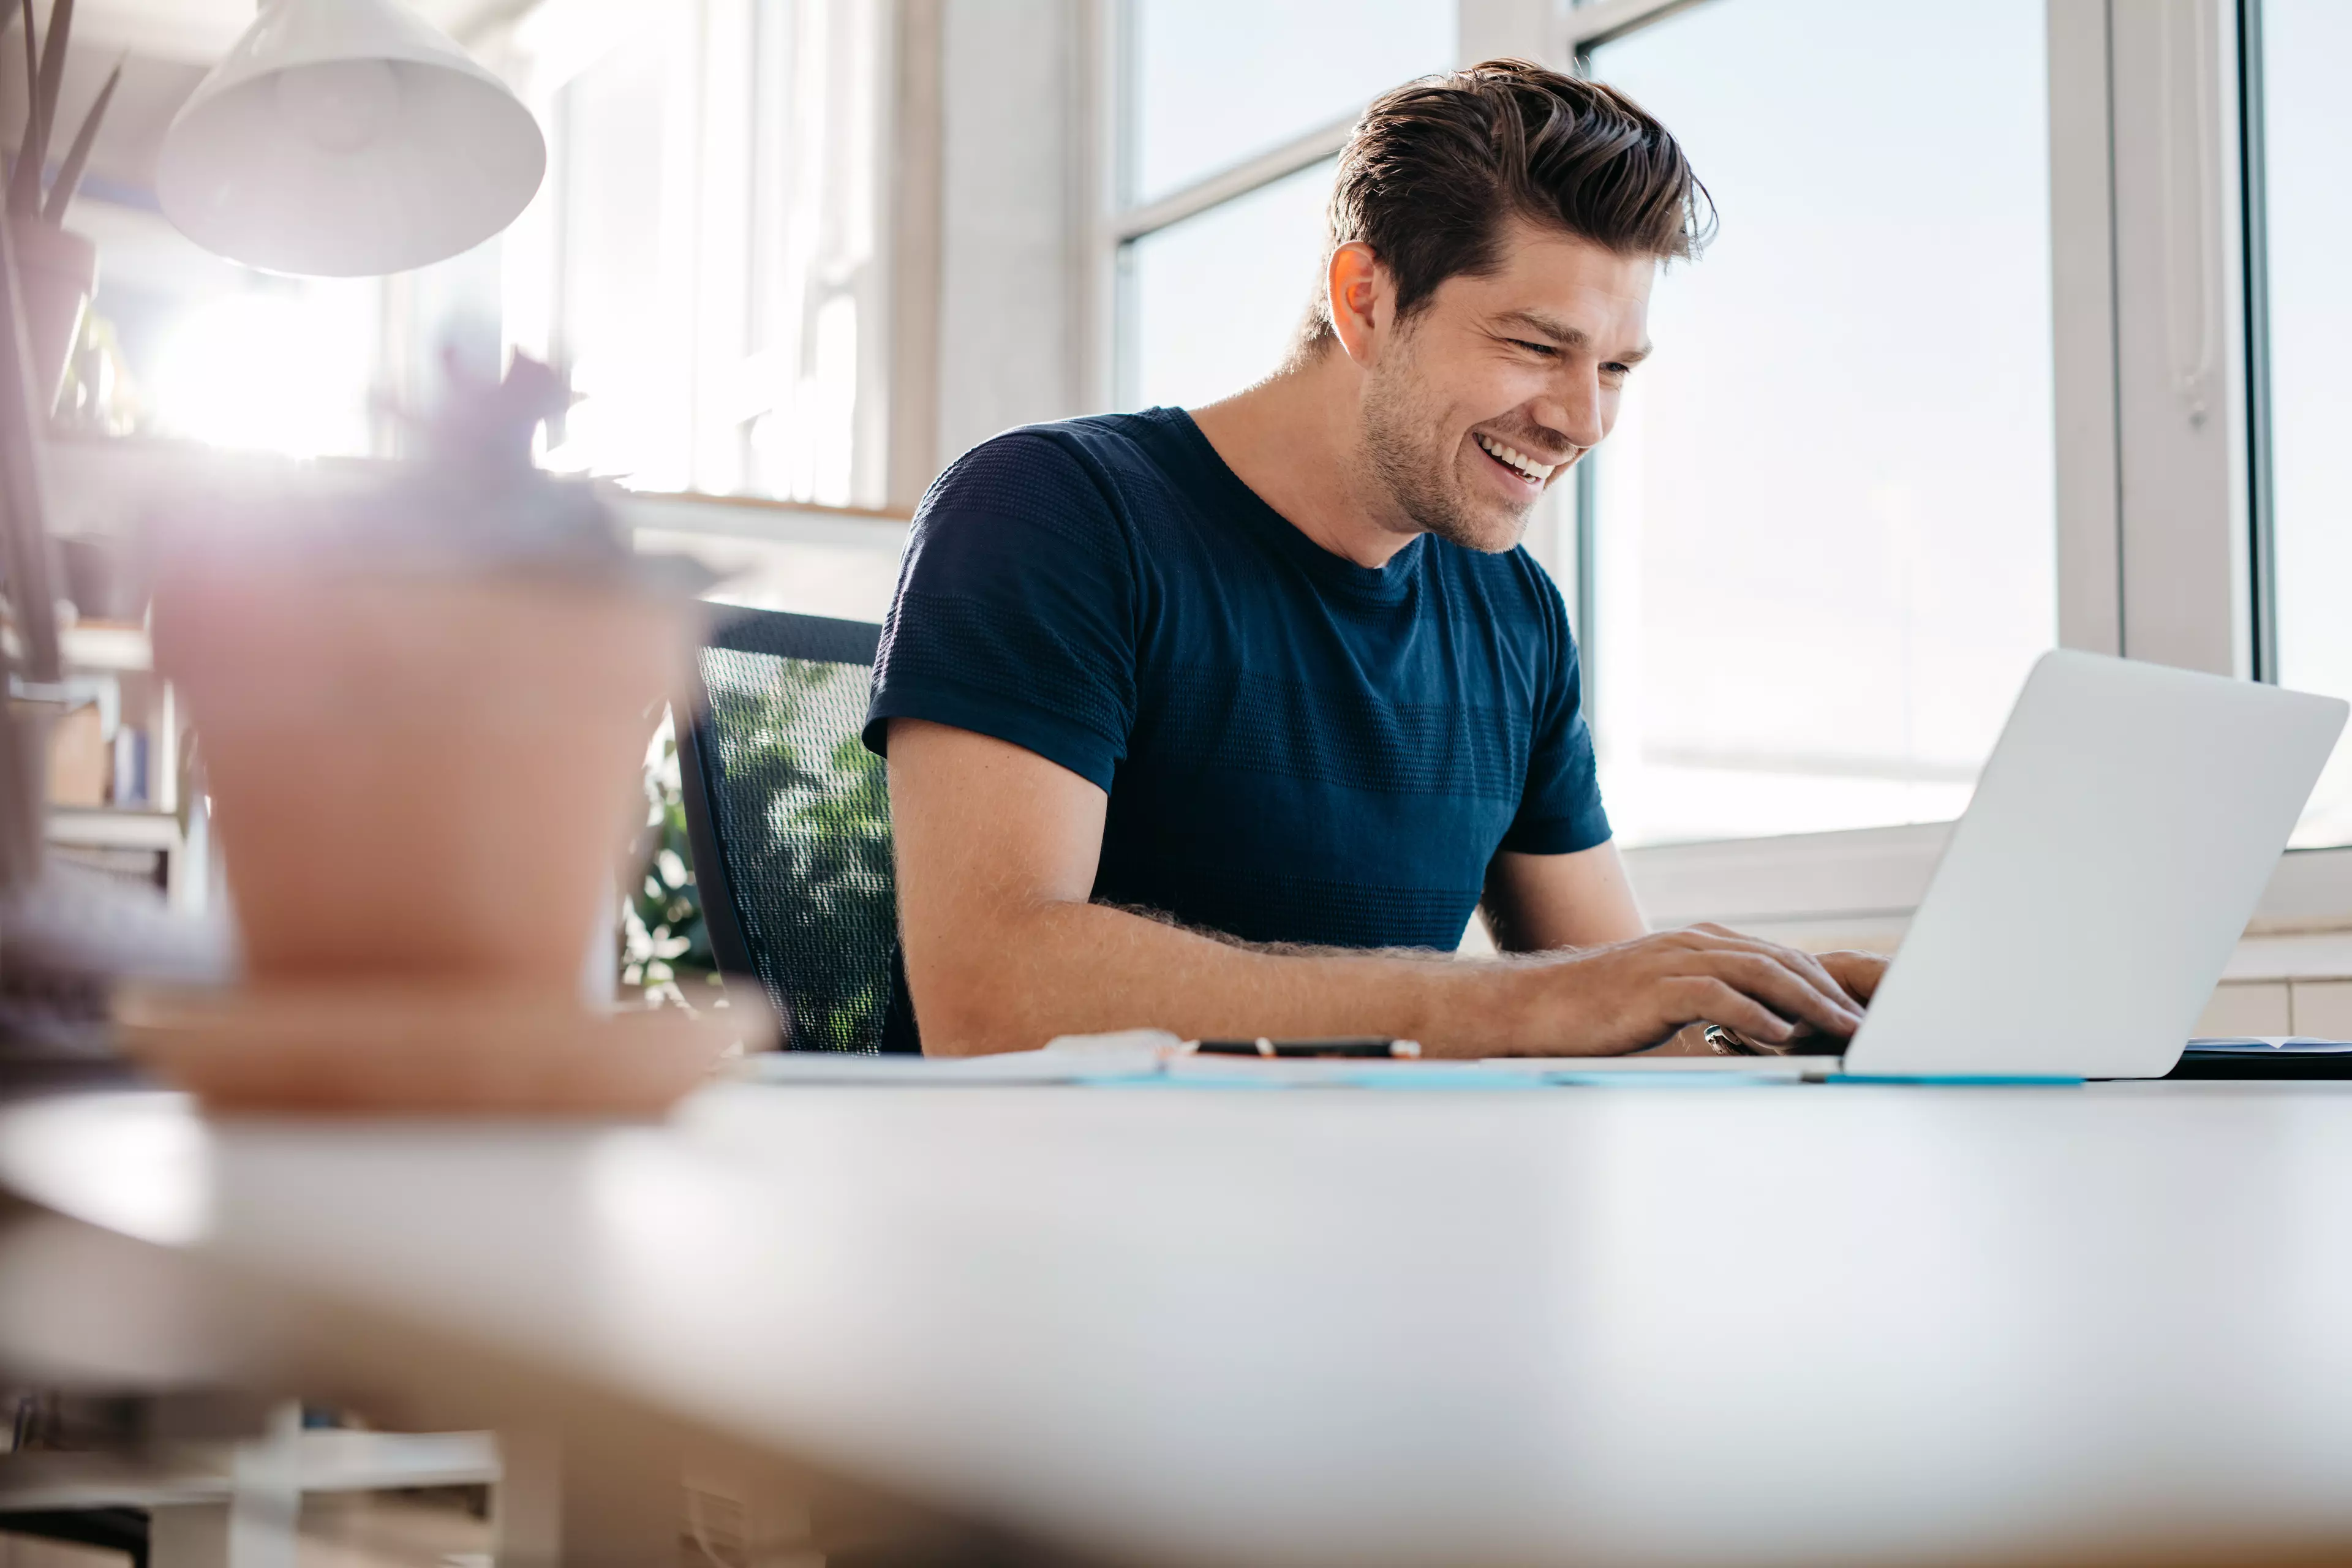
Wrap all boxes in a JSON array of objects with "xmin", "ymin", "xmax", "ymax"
[{"xmin": 1486, "ymin": 924, "xmax": 1874, "ymax": 1057}]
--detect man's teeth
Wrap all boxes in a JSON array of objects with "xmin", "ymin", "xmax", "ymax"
[{"xmin": 1476, "ymin": 434, "xmax": 1553, "ymax": 483}]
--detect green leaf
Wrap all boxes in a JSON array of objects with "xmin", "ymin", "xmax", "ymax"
[
  {"xmin": 40, "ymin": 48, "xmax": 111, "ymax": 224},
  {"xmin": 9, "ymin": 0, "xmax": 42, "ymax": 217},
  {"xmin": 26, "ymin": 0, "xmax": 70, "ymax": 188}
]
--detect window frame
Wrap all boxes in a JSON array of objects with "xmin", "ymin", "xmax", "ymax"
[{"xmin": 1085, "ymin": 0, "xmax": 2352, "ymax": 937}]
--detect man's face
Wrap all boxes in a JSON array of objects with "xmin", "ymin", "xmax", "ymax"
[{"xmin": 1355, "ymin": 220, "xmax": 1656, "ymax": 554}]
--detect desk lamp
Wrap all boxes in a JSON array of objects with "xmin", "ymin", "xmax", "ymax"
[{"xmin": 157, "ymin": 0, "xmax": 546, "ymax": 276}]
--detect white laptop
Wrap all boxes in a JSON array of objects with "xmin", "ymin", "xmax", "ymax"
[{"xmin": 1564, "ymin": 650, "xmax": 2346, "ymax": 1080}]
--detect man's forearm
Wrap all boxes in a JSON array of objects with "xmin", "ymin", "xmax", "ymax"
[
  {"xmin": 884, "ymin": 721, "xmax": 1871, "ymax": 1058},
  {"xmin": 911, "ymin": 897, "xmax": 1532, "ymax": 1058}
]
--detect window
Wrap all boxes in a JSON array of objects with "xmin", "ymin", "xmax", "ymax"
[
  {"xmin": 91, "ymin": 204, "xmax": 383, "ymax": 459},
  {"xmin": 501, "ymin": 0, "xmax": 892, "ymax": 506},
  {"xmin": 110, "ymin": 0, "xmax": 894, "ymax": 500},
  {"xmin": 1582, "ymin": 0, "xmax": 2059, "ymax": 847},
  {"xmin": 1121, "ymin": 158, "xmax": 1336, "ymax": 411},
  {"xmin": 146, "ymin": 276, "xmax": 382, "ymax": 458},
  {"xmin": 1113, "ymin": 1, "xmax": 1455, "ymax": 411},
  {"xmin": 2255, "ymin": 0, "xmax": 2352, "ymax": 848},
  {"xmin": 1113, "ymin": 0, "xmax": 2067, "ymax": 848},
  {"xmin": 1085, "ymin": 0, "xmax": 2352, "ymax": 935},
  {"xmin": 1125, "ymin": 0, "xmax": 1455, "ymax": 206}
]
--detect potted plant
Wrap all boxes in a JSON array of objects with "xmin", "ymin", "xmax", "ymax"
[
  {"xmin": 132, "ymin": 355, "xmax": 774, "ymax": 1114},
  {"xmin": 7, "ymin": 0, "xmax": 118, "ymax": 410}
]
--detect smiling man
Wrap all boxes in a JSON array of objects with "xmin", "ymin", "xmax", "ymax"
[{"xmin": 865, "ymin": 60, "xmax": 1882, "ymax": 1056}]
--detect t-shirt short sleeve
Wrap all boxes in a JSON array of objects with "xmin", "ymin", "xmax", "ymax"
[
  {"xmin": 1498, "ymin": 577, "xmax": 1611, "ymax": 856},
  {"xmin": 862, "ymin": 432, "xmax": 1138, "ymax": 791}
]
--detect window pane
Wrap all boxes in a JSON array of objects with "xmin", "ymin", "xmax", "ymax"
[
  {"xmin": 2261, "ymin": 0, "xmax": 2352, "ymax": 848},
  {"xmin": 1586, "ymin": 0, "xmax": 2057, "ymax": 846},
  {"xmin": 1126, "ymin": 0, "xmax": 1453, "ymax": 205},
  {"xmin": 548, "ymin": 23, "xmax": 684, "ymax": 486},
  {"xmin": 1122, "ymin": 159, "xmax": 1335, "ymax": 412},
  {"xmin": 147, "ymin": 276, "xmax": 380, "ymax": 458},
  {"xmin": 512, "ymin": 1, "xmax": 888, "ymax": 507}
]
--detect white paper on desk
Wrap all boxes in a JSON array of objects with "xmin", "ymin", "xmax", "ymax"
[
  {"xmin": 733, "ymin": 1030, "xmax": 1184, "ymax": 1086},
  {"xmin": 2185, "ymin": 1036, "xmax": 2352, "ymax": 1055}
]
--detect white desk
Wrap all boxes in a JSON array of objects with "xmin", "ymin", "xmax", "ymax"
[{"xmin": 5, "ymin": 1080, "xmax": 2352, "ymax": 1566}]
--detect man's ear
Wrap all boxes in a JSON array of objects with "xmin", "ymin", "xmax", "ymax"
[{"xmin": 1326, "ymin": 241, "xmax": 1389, "ymax": 368}]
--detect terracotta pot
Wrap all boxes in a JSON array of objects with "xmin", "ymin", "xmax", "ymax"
[
  {"xmin": 8, "ymin": 219, "xmax": 94, "ymax": 413},
  {"xmin": 152, "ymin": 562, "xmax": 695, "ymax": 995},
  {"xmin": 118, "ymin": 980, "xmax": 766, "ymax": 1116}
]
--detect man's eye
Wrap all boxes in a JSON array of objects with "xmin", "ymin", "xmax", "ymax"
[
  {"xmin": 1511, "ymin": 339, "xmax": 1558, "ymax": 357},
  {"xmin": 1601, "ymin": 362, "xmax": 1633, "ymax": 380}
]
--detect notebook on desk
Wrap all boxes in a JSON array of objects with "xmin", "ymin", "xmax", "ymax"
[{"xmin": 2169, "ymin": 1038, "xmax": 2352, "ymax": 1079}]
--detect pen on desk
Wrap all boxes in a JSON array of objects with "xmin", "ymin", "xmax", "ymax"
[{"xmin": 1192, "ymin": 1036, "xmax": 1424, "ymax": 1058}]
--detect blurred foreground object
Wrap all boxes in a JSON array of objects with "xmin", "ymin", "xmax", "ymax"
[
  {"xmin": 0, "ymin": 859, "xmax": 228, "ymax": 1086},
  {"xmin": 115, "ymin": 982, "xmax": 753, "ymax": 1115},
  {"xmin": 1, "ymin": 136, "xmax": 225, "ymax": 1087},
  {"xmin": 157, "ymin": 0, "xmax": 546, "ymax": 277},
  {"xmin": 137, "ymin": 355, "xmax": 771, "ymax": 1115}
]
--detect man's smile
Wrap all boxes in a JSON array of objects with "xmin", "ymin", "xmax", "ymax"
[{"xmin": 1473, "ymin": 431, "xmax": 1561, "ymax": 489}]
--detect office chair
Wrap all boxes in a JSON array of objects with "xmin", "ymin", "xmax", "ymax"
[{"xmin": 677, "ymin": 608, "xmax": 915, "ymax": 1053}]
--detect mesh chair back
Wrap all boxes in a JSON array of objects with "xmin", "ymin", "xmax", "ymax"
[{"xmin": 679, "ymin": 609, "xmax": 909, "ymax": 1053}]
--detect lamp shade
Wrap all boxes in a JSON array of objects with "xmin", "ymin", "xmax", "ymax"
[{"xmin": 157, "ymin": 0, "xmax": 546, "ymax": 277}]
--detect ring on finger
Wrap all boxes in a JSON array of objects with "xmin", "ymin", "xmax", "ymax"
[{"xmin": 1703, "ymin": 1023, "xmax": 1765, "ymax": 1056}]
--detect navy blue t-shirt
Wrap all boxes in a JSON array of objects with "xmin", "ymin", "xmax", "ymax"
[{"xmin": 863, "ymin": 407, "xmax": 1609, "ymax": 955}]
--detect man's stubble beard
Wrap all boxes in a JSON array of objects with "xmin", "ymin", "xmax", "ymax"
[{"xmin": 1357, "ymin": 346, "xmax": 1529, "ymax": 556}]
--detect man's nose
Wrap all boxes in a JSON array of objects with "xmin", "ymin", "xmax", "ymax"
[{"xmin": 1532, "ymin": 369, "xmax": 1607, "ymax": 454}]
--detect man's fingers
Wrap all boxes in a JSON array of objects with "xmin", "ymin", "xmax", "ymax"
[
  {"xmin": 1762, "ymin": 940, "xmax": 1875, "ymax": 1009},
  {"xmin": 1667, "ymin": 977, "xmax": 1795, "ymax": 1046},
  {"xmin": 1703, "ymin": 946, "xmax": 1862, "ymax": 1031},
  {"xmin": 1670, "ymin": 925, "xmax": 1872, "ymax": 1023},
  {"xmin": 1703, "ymin": 949, "xmax": 1865, "ymax": 1038},
  {"xmin": 1616, "ymin": 928, "xmax": 1875, "ymax": 1054},
  {"xmin": 1680, "ymin": 926, "xmax": 1865, "ymax": 1007},
  {"xmin": 1818, "ymin": 949, "xmax": 1888, "ymax": 1003}
]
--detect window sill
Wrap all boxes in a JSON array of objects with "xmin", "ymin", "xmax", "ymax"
[{"xmin": 2220, "ymin": 930, "xmax": 2352, "ymax": 982}]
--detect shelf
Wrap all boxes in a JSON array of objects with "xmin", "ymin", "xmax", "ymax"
[
  {"xmin": 47, "ymin": 806, "xmax": 181, "ymax": 852},
  {"xmin": 62, "ymin": 622, "xmax": 152, "ymax": 672},
  {"xmin": 0, "ymin": 1428, "xmax": 498, "ymax": 1512},
  {"xmin": 4, "ymin": 622, "xmax": 154, "ymax": 673},
  {"xmin": 42, "ymin": 434, "xmax": 910, "ymax": 554},
  {"xmin": 2220, "ymin": 929, "xmax": 2352, "ymax": 984}
]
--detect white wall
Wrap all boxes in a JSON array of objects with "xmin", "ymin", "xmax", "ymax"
[{"xmin": 933, "ymin": 0, "xmax": 1093, "ymax": 467}]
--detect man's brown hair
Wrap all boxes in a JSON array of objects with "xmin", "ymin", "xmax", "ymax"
[{"xmin": 1300, "ymin": 58, "xmax": 1712, "ymax": 352}]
